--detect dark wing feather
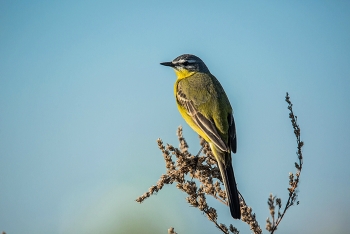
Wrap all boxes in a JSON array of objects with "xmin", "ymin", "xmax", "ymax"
[
  {"xmin": 228, "ymin": 113, "xmax": 237, "ymax": 153},
  {"xmin": 177, "ymin": 87, "xmax": 228, "ymax": 152}
]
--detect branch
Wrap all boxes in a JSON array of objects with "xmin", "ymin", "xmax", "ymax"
[
  {"xmin": 136, "ymin": 127, "xmax": 243, "ymax": 233},
  {"xmin": 266, "ymin": 92, "xmax": 304, "ymax": 233}
]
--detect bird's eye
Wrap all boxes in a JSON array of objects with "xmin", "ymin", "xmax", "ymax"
[{"xmin": 182, "ymin": 61, "xmax": 189, "ymax": 66}]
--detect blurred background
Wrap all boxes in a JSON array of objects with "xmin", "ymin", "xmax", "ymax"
[{"xmin": 1, "ymin": 1, "xmax": 349, "ymax": 233}]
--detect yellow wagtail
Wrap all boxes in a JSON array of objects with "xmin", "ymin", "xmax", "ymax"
[{"xmin": 160, "ymin": 54, "xmax": 241, "ymax": 219}]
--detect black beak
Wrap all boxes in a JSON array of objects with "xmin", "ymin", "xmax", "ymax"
[{"xmin": 160, "ymin": 61, "xmax": 174, "ymax": 67}]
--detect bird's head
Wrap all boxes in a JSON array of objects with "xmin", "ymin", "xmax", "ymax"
[{"xmin": 160, "ymin": 54, "xmax": 210, "ymax": 79}]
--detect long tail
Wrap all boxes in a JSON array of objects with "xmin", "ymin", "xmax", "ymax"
[{"xmin": 217, "ymin": 157, "xmax": 241, "ymax": 219}]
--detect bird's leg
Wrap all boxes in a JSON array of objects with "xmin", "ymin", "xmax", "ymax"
[
  {"xmin": 190, "ymin": 146, "xmax": 204, "ymax": 181},
  {"xmin": 195, "ymin": 145, "xmax": 204, "ymax": 157}
]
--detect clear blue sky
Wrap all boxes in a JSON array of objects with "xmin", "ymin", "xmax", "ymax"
[{"xmin": 1, "ymin": 1, "xmax": 349, "ymax": 233}]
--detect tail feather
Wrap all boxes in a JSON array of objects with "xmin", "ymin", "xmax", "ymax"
[{"xmin": 218, "ymin": 160, "xmax": 241, "ymax": 219}]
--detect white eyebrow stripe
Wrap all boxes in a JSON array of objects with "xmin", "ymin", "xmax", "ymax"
[{"xmin": 173, "ymin": 59, "xmax": 197, "ymax": 64}]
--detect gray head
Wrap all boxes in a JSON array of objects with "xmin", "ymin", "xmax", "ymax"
[{"xmin": 160, "ymin": 54, "xmax": 210, "ymax": 73}]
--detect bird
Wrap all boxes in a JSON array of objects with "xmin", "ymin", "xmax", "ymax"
[{"xmin": 160, "ymin": 54, "xmax": 241, "ymax": 219}]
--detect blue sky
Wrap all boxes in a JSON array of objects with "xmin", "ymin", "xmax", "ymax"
[{"xmin": 1, "ymin": 1, "xmax": 349, "ymax": 233}]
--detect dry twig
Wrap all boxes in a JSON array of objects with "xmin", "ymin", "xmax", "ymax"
[{"xmin": 266, "ymin": 93, "xmax": 304, "ymax": 233}]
